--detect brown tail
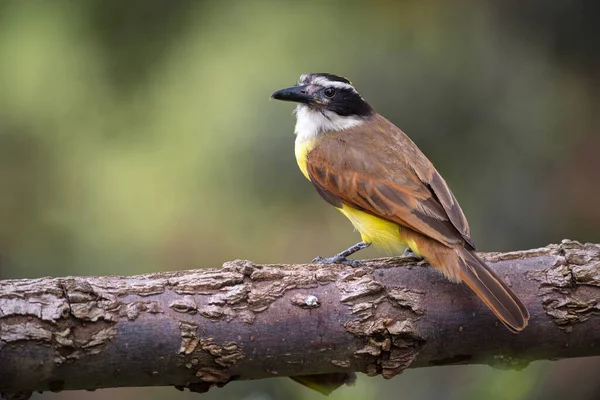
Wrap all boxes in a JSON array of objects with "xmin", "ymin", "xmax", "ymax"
[
  {"xmin": 455, "ymin": 247, "xmax": 529, "ymax": 332},
  {"xmin": 406, "ymin": 230, "xmax": 529, "ymax": 332}
]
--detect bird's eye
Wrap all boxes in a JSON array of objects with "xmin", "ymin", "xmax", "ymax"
[{"xmin": 323, "ymin": 87, "xmax": 336, "ymax": 98}]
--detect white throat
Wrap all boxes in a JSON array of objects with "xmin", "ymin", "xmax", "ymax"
[{"xmin": 293, "ymin": 105, "xmax": 365, "ymax": 142}]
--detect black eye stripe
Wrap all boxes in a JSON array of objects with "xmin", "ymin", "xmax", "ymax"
[
  {"xmin": 296, "ymin": 73, "xmax": 373, "ymax": 117},
  {"xmin": 324, "ymin": 88, "xmax": 373, "ymax": 117}
]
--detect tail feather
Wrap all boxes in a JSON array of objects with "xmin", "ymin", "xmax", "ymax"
[
  {"xmin": 457, "ymin": 248, "xmax": 529, "ymax": 332},
  {"xmin": 404, "ymin": 229, "xmax": 530, "ymax": 332}
]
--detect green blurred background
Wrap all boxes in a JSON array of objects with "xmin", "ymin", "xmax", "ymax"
[{"xmin": 1, "ymin": 0, "xmax": 599, "ymax": 399}]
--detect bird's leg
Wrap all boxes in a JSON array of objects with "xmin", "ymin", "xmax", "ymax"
[
  {"xmin": 313, "ymin": 241, "xmax": 370, "ymax": 267},
  {"xmin": 402, "ymin": 247, "xmax": 421, "ymax": 258},
  {"xmin": 400, "ymin": 246, "xmax": 427, "ymax": 265}
]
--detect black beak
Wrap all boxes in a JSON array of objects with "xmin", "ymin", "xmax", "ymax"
[{"xmin": 270, "ymin": 85, "xmax": 311, "ymax": 104}]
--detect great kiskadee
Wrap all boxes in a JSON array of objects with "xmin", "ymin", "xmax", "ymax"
[{"xmin": 271, "ymin": 73, "xmax": 529, "ymax": 334}]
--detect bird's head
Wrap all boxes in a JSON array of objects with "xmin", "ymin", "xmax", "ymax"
[{"xmin": 271, "ymin": 73, "xmax": 373, "ymax": 137}]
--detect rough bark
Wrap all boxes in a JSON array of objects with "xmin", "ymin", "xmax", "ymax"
[{"xmin": 1, "ymin": 240, "xmax": 599, "ymax": 399}]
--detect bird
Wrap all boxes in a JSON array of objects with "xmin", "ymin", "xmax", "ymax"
[{"xmin": 270, "ymin": 73, "xmax": 530, "ymax": 334}]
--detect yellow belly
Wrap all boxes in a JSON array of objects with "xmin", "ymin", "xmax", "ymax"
[
  {"xmin": 295, "ymin": 137, "xmax": 413, "ymax": 254},
  {"xmin": 338, "ymin": 204, "xmax": 409, "ymax": 253}
]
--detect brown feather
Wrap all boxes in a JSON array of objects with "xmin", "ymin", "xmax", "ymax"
[
  {"xmin": 306, "ymin": 114, "xmax": 471, "ymax": 249},
  {"xmin": 305, "ymin": 113, "xmax": 529, "ymax": 331},
  {"xmin": 401, "ymin": 228, "xmax": 529, "ymax": 331}
]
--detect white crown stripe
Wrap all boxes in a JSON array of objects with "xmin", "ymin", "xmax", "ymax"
[
  {"xmin": 312, "ymin": 77, "xmax": 356, "ymax": 91},
  {"xmin": 298, "ymin": 74, "xmax": 357, "ymax": 93}
]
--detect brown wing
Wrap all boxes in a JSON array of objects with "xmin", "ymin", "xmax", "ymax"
[
  {"xmin": 419, "ymin": 168, "xmax": 472, "ymax": 248},
  {"xmin": 306, "ymin": 114, "xmax": 475, "ymax": 249}
]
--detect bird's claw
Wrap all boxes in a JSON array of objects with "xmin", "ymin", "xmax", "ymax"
[
  {"xmin": 402, "ymin": 247, "xmax": 420, "ymax": 259},
  {"xmin": 312, "ymin": 256, "xmax": 364, "ymax": 268}
]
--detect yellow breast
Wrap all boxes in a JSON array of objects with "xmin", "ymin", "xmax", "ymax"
[
  {"xmin": 294, "ymin": 137, "xmax": 315, "ymax": 180},
  {"xmin": 294, "ymin": 137, "xmax": 408, "ymax": 254}
]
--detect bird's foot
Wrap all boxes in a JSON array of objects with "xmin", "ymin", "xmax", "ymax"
[
  {"xmin": 312, "ymin": 241, "xmax": 370, "ymax": 268},
  {"xmin": 397, "ymin": 247, "xmax": 428, "ymax": 265},
  {"xmin": 312, "ymin": 255, "xmax": 364, "ymax": 268},
  {"xmin": 401, "ymin": 247, "xmax": 423, "ymax": 259}
]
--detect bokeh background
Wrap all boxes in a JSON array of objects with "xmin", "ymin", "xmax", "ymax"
[{"xmin": 1, "ymin": 0, "xmax": 599, "ymax": 399}]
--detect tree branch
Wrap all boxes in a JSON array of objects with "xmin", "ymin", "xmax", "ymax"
[{"xmin": 1, "ymin": 240, "xmax": 599, "ymax": 399}]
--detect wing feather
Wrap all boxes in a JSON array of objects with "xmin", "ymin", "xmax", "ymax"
[{"xmin": 305, "ymin": 115, "xmax": 474, "ymax": 249}]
